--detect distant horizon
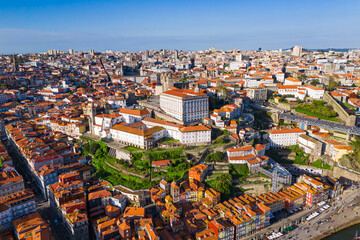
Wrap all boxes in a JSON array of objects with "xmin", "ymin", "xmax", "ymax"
[
  {"xmin": 1, "ymin": 47, "xmax": 359, "ymax": 55},
  {"xmin": 1, "ymin": 0, "xmax": 359, "ymax": 54}
]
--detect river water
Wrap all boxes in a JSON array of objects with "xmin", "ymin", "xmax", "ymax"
[{"xmin": 322, "ymin": 223, "xmax": 360, "ymax": 240}]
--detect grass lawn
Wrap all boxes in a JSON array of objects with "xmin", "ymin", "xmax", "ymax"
[
  {"xmin": 295, "ymin": 107, "xmax": 340, "ymax": 122},
  {"xmin": 311, "ymin": 159, "xmax": 332, "ymax": 170},
  {"xmin": 343, "ymin": 102, "xmax": 356, "ymax": 110},
  {"xmin": 267, "ymin": 146, "xmax": 309, "ymax": 165},
  {"xmin": 124, "ymin": 146, "xmax": 143, "ymax": 152},
  {"xmin": 230, "ymin": 164, "xmax": 249, "ymax": 177},
  {"xmin": 239, "ymin": 187, "xmax": 254, "ymax": 192},
  {"xmin": 158, "ymin": 137, "xmax": 180, "ymax": 143}
]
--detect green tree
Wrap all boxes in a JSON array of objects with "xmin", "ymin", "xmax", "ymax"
[
  {"xmin": 310, "ymin": 79, "xmax": 320, "ymax": 86},
  {"xmin": 82, "ymin": 144, "xmax": 90, "ymax": 153},
  {"xmin": 326, "ymin": 77, "xmax": 341, "ymax": 90},
  {"xmin": 214, "ymin": 138, "xmax": 224, "ymax": 144},
  {"xmin": 214, "ymin": 173, "xmax": 232, "ymax": 195},
  {"xmin": 222, "ymin": 130, "xmax": 230, "ymax": 136},
  {"xmin": 297, "ymin": 74, "xmax": 307, "ymax": 82},
  {"xmin": 206, "ymin": 151, "xmax": 225, "ymax": 163},
  {"xmin": 216, "ymin": 85, "xmax": 228, "ymax": 102},
  {"xmin": 89, "ymin": 142, "xmax": 100, "ymax": 154}
]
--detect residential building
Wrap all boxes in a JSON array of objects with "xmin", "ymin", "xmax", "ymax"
[
  {"xmin": 189, "ymin": 164, "xmax": 208, "ymax": 182},
  {"xmin": 13, "ymin": 212, "xmax": 51, "ymax": 240},
  {"xmin": 0, "ymin": 189, "xmax": 36, "ymax": 231},
  {"xmin": 207, "ymin": 218, "xmax": 235, "ymax": 240},
  {"xmin": 226, "ymin": 144, "xmax": 266, "ymax": 164},
  {"xmin": 0, "ymin": 170, "xmax": 24, "ymax": 197},
  {"xmin": 35, "ymin": 165, "xmax": 58, "ymax": 199},
  {"xmin": 292, "ymin": 45, "xmax": 303, "ymax": 57}
]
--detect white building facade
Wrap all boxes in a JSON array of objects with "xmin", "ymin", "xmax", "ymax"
[
  {"xmin": 160, "ymin": 88, "xmax": 209, "ymax": 124},
  {"xmin": 267, "ymin": 128, "xmax": 306, "ymax": 148}
]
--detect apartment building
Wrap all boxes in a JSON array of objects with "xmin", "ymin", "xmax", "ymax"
[
  {"xmin": 0, "ymin": 189, "xmax": 37, "ymax": 231},
  {"xmin": 0, "ymin": 170, "xmax": 25, "ymax": 197},
  {"xmin": 208, "ymin": 218, "xmax": 235, "ymax": 240},
  {"xmin": 226, "ymin": 144, "xmax": 266, "ymax": 164},
  {"xmin": 47, "ymin": 180, "xmax": 85, "ymax": 208},
  {"xmin": 35, "ymin": 165, "xmax": 58, "ymax": 199},
  {"xmin": 188, "ymin": 164, "xmax": 208, "ymax": 182},
  {"xmin": 278, "ymin": 189, "xmax": 304, "ymax": 211},
  {"xmin": 94, "ymin": 218, "xmax": 119, "ymax": 240},
  {"xmin": 255, "ymin": 192, "xmax": 285, "ymax": 216},
  {"xmin": 88, "ymin": 189, "xmax": 112, "ymax": 219},
  {"xmin": 48, "ymin": 181, "xmax": 88, "ymax": 240},
  {"xmin": 13, "ymin": 212, "xmax": 51, "ymax": 240},
  {"xmin": 64, "ymin": 210, "xmax": 89, "ymax": 240}
]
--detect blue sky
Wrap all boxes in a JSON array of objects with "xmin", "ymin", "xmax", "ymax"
[{"xmin": 0, "ymin": 0, "xmax": 359, "ymax": 53}]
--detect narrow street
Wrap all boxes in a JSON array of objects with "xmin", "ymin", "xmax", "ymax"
[{"xmin": 3, "ymin": 137, "xmax": 64, "ymax": 240}]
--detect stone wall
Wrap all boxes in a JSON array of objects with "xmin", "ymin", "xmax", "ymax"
[
  {"xmin": 116, "ymin": 149, "xmax": 132, "ymax": 161},
  {"xmin": 138, "ymin": 100, "xmax": 162, "ymax": 111},
  {"xmin": 276, "ymin": 102, "xmax": 292, "ymax": 111},
  {"xmin": 153, "ymin": 111, "xmax": 184, "ymax": 125},
  {"xmin": 323, "ymin": 92, "xmax": 356, "ymax": 126},
  {"xmin": 331, "ymin": 166, "xmax": 360, "ymax": 181}
]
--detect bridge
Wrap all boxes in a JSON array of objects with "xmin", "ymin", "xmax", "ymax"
[
  {"xmin": 250, "ymin": 103, "xmax": 360, "ymax": 136},
  {"xmin": 279, "ymin": 113, "xmax": 360, "ymax": 136}
]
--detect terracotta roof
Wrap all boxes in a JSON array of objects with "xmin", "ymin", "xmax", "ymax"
[
  {"xmin": 13, "ymin": 212, "xmax": 51, "ymax": 240},
  {"xmin": 229, "ymin": 154, "xmax": 256, "ymax": 161},
  {"xmin": 118, "ymin": 108, "xmax": 150, "ymax": 117},
  {"xmin": 227, "ymin": 145, "xmax": 253, "ymax": 152},
  {"xmin": 161, "ymin": 88, "xmax": 207, "ymax": 98},
  {"xmin": 179, "ymin": 125, "xmax": 211, "ymax": 132},
  {"xmin": 152, "ymin": 160, "xmax": 170, "ymax": 167},
  {"xmin": 123, "ymin": 207, "xmax": 145, "ymax": 217},
  {"xmin": 88, "ymin": 189, "xmax": 111, "ymax": 201},
  {"xmin": 268, "ymin": 128, "xmax": 305, "ymax": 134},
  {"xmin": 111, "ymin": 124, "xmax": 164, "ymax": 136},
  {"xmin": 142, "ymin": 117, "xmax": 183, "ymax": 128}
]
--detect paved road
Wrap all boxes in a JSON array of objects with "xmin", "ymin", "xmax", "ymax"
[
  {"xmin": 3, "ymin": 137, "xmax": 65, "ymax": 240},
  {"xmin": 279, "ymin": 113, "xmax": 360, "ymax": 135},
  {"xmin": 241, "ymin": 184, "xmax": 359, "ymax": 240},
  {"xmin": 251, "ymin": 103, "xmax": 360, "ymax": 135},
  {"xmin": 284, "ymin": 185, "xmax": 360, "ymax": 240},
  {"xmin": 37, "ymin": 201, "xmax": 65, "ymax": 240}
]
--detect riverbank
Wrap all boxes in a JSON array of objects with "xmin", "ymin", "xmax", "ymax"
[
  {"xmin": 319, "ymin": 216, "xmax": 360, "ymax": 239},
  {"xmin": 285, "ymin": 186, "xmax": 360, "ymax": 240}
]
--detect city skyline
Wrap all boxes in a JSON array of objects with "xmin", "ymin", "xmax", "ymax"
[{"xmin": 1, "ymin": 0, "xmax": 360, "ymax": 53}]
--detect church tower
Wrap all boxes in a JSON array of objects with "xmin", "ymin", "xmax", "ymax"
[{"xmin": 84, "ymin": 103, "xmax": 97, "ymax": 133}]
